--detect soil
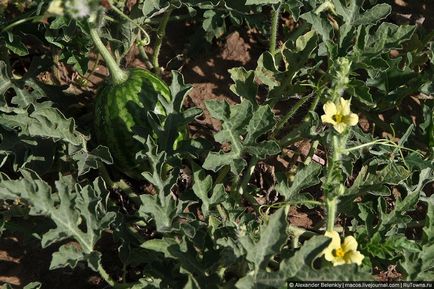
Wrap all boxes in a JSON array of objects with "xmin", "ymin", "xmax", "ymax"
[
  {"xmin": 0, "ymin": 234, "xmax": 102, "ymax": 288},
  {"xmin": 375, "ymin": 265, "xmax": 403, "ymax": 281},
  {"xmin": 0, "ymin": 0, "xmax": 432, "ymax": 287},
  {"xmin": 182, "ymin": 29, "xmax": 261, "ymax": 132}
]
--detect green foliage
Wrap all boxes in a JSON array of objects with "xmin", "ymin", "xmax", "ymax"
[
  {"xmin": 399, "ymin": 195, "xmax": 434, "ymax": 281},
  {"xmin": 191, "ymin": 162, "xmax": 226, "ymax": 217},
  {"xmin": 275, "ymin": 162, "xmax": 321, "ymax": 200},
  {"xmin": 0, "ymin": 173, "xmax": 115, "ymax": 270},
  {"xmin": 241, "ymin": 207, "xmax": 289, "ymax": 269},
  {"xmin": 203, "ymin": 100, "xmax": 280, "ymax": 176},
  {"xmin": 0, "ymin": 0, "xmax": 433, "ymax": 287}
]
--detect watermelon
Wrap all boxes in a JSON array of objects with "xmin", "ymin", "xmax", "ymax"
[
  {"xmin": 88, "ymin": 21, "xmax": 180, "ymax": 179},
  {"xmin": 94, "ymin": 68, "xmax": 170, "ymax": 178}
]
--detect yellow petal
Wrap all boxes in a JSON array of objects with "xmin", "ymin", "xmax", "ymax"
[
  {"xmin": 325, "ymin": 231, "xmax": 341, "ymax": 250},
  {"xmin": 333, "ymin": 122, "xmax": 347, "ymax": 134},
  {"xmin": 47, "ymin": 0, "xmax": 64, "ymax": 15},
  {"xmin": 342, "ymin": 236, "xmax": 358, "ymax": 252},
  {"xmin": 332, "ymin": 257, "xmax": 346, "ymax": 266},
  {"xmin": 321, "ymin": 114, "xmax": 336, "ymax": 125},
  {"xmin": 323, "ymin": 231, "xmax": 341, "ymax": 262},
  {"xmin": 345, "ymin": 113, "xmax": 359, "ymax": 126},
  {"xmin": 323, "ymin": 101, "xmax": 337, "ymax": 116},
  {"xmin": 324, "ymin": 247, "xmax": 335, "ymax": 262},
  {"xmin": 338, "ymin": 98, "xmax": 351, "ymax": 115},
  {"xmin": 346, "ymin": 250, "xmax": 364, "ymax": 265}
]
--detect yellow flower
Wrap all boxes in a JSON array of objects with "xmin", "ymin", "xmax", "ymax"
[
  {"xmin": 323, "ymin": 231, "xmax": 364, "ymax": 266},
  {"xmin": 321, "ymin": 97, "xmax": 358, "ymax": 134},
  {"xmin": 47, "ymin": 0, "xmax": 64, "ymax": 16}
]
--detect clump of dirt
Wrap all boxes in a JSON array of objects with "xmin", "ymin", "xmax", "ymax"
[
  {"xmin": 375, "ymin": 265, "xmax": 402, "ymax": 281},
  {"xmin": 288, "ymin": 207, "xmax": 314, "ymax": 228},
  {"xmin": 391, "ymin": 0, "xmax": 434, "ymax": 29},
  {"xmin": 0, "ymin": 236, "xmax": 21, "ymax": 286},
  {"xmin": 180, "ymin": 29, "xmax": 262, "ymax": 132}
]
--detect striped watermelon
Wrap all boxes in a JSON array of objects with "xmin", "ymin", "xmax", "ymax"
[{"xmin": 94, "ymin": 68, "xmax": 170, "ymax": 179}]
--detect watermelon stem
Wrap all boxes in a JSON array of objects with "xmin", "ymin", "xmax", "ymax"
[{"xmin": 89, "ymin": 25, "xmax": 129, "ymax": 84}]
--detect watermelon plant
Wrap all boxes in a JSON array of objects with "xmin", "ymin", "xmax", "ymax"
[
  {"xmin": 88, "ymin": 10, "xmax": 173, "ymax": 178},
  {"xmin": 0, "ymin": 0, "xmax": 433, "ymax": 288}
]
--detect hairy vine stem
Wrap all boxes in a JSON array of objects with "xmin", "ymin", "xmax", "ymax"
[
  {"xmin": 304, "ymin": 139, "xmax": 319, "ymax": 165},
  {"xmin": 98, "ymin": 265, "xmax": 117, "ymax": 287},
  {"xmin": 308, "ymin": 90, "xmax": 321, "ymax": 113},
  {"xmin": 323, "ymin": 135, "xmax": 346, "ymax": 232},
  {"xmin": 326, "ymin": 198, "xmax": 337, "ymax": 232},
  {"xmin": 138, "ymin": 31, "xmax": 153, "ymax": 69},
  {"xmin": 152, "ymin": 7, "xmax": 173, "ymax": 74},
  {"xmin": 273, "ymin": 93, "xmax": 314, "ymax": 135},
  {"xmin": 1, "ymin": 15, "xmax": 41, "ymax": 34},
  {"xmin": 269, "ymin": 2, "xmax": 282, "ymax": 54},
  {"xmin": 344, "ymin": 139, "xmax": 424, "ymax": 156}
]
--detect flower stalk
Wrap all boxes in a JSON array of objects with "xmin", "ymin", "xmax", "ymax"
[
  {"xmin": 326, "ymin": 197, "xmax": 337, "ymax": 232},
  {"xmin": 323, "ymin": 138, "xmax": 342, "ymax": 233},
  {"xmin": 320, "ymin": 58, "xmax": 355, "ymax": 233},
  {"xmin": 329, "ymin": 58, "xmax": 351, "ymax": 101}
]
